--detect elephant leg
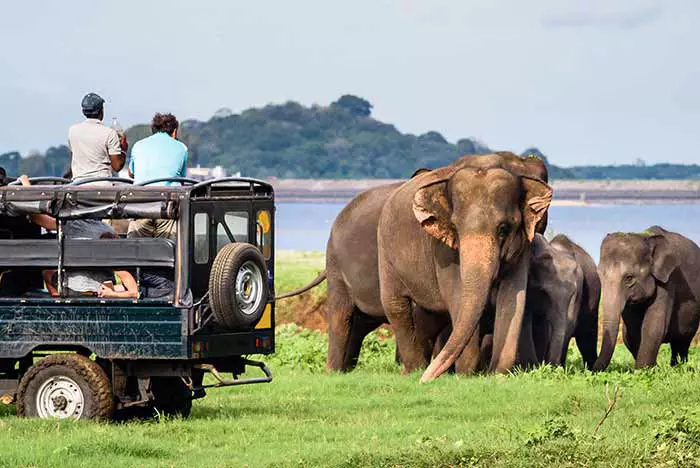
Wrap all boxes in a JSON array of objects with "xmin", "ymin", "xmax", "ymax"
[
  {"xmin": 433, "ymin": 325, "xmax": 451, "ymax": 360},
  {"xmin": 479, "ymin": 334, "xmax": 493, "ymax": 371},
  {"xmin": 344, "ymin": 312, "xmax": 383, "ymax": 371},
  {"xmin": 529, "ymin": 312, "xmax": 548, "ymax": 365},
  {"xmin": 490, "ymin": 251, "xmax": 530, "ymax": 373},
  {"xmin": 670, "ymin": 343, "xmax": 680, "ymax": 367},
  {"xmin": 670, "ymin": 339, "xmax": 691, "ymax": 366},
  {"xmin": 622, "ymin": 321, "xmax": 641, "ymax": 360},
  {"xmin": 679, "ymin": 341, "xmax": 691, "ymax": 364},
  {"xmin": 383, "ymin": 295, "xmax": 427, "ymax": 373},
  {"xmin": 518, "ymin": 311, "xmax": 539, "ymax": 369},
  {"xmin": 574, "ymin": 307, "xmax": 599, "ymax": 370},
  {"xmin": 636, "ymin": 287, "xmax": 673, "ymax": 369},
  {"xmin": 326, "ymin": 278, "xmax": 356, "ymax": 372},
  {"xmin": 414, "ymin": 308, "xmax": 450, "ymax": 364},
  {"xmin": 454, "ymin": 324, "xmax": 481, "ymax": 374}
]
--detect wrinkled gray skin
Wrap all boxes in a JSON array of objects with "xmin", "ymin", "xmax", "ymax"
[
  {"xmin": 593, "ymin": 226, "xmax": 700, "ymax": 371},
  {"xmin": 325, "ymin": 182, "xmax": 401, "ymax": 371},
  {"xmin": 378, "ymin": 157, "xmax": 552, "ymax": 382},
  {"xmin": 323, "ymin": 154, "xmax": 549, "ymax": 375},
  {"xmin": 527, "ymin": 234, "xmax": 599, "ymax": 369},
  {"xmin": 325, "ymin": 180, "xmax": 451, "ymax": 371}
]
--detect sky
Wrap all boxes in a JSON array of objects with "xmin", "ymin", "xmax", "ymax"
[{"xmin": 0, "ymin": 0, "xmax": 698, "ymax": 166}]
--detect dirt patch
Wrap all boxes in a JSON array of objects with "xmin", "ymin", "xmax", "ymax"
[
  {"xmin": 276, "ymin": 292, "xmax": 394, "ymax": 337},
  {"xmin": 276, "ymin": 292, "xmax": 328, "ymax": 331}
]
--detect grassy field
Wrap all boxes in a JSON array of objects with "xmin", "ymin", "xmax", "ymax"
[{"xmin": 2, "ymin": 252, "xmax": 700, "ymax": 467}]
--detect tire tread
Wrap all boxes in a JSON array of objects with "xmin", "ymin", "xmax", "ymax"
[{"xmin": 16, "ymin": 354, "xmax": 114, "ymax": 420}]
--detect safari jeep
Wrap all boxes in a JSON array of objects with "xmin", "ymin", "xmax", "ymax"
[{"xmin": 0, "ymin": 176, "xmax": 275, "ymax": 420}]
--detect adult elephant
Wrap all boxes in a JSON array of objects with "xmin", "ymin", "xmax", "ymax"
[
  {"xmin": 526, "ymin": 234, "xmax": 599, "ymax": 369},
  {"xmin": 280, "ymin": 153, "xmax": 549, "ymax": 374},
  {"xmin": 593, "ymin": 226, "xmax": 700, "ymax": 371},
  {"xmin": 377, "ymin": 157, "xmax": 552, "ymax": 382}
]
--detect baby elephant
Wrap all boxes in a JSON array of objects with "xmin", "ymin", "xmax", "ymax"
[
  {"xmin": 594, "ymin": 226, "xmax": 700, "ymax": 371},
  {"xmin": 523, "ymin": 234, "xmax": 600, "ymax": 369}
]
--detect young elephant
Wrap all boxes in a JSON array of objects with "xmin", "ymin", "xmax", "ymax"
[
  {"xmin": 525, "ymin": 234, "xmax": 599, "ymax": 369},
  {"xmin": 593, "ymin": 226, "xmax": 700, "ymax": 371}
]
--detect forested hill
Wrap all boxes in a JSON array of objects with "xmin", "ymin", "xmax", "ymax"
[{"xmin": 3, "ymin": 94, "xmax": 700, "ymax": 180}]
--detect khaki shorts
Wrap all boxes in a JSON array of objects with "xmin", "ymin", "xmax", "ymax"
[{"xmin": 127, "ymin": 219, "xmax": 176, "ymax": 239}]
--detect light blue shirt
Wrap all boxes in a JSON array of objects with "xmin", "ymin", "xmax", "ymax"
[{"xmin": 129, "ymin": 132, "xmax": 188, "ymax": 186}]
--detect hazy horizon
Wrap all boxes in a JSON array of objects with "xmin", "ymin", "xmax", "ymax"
[{"xmin": 1, "ymin": 1, "xmax": 698, "ymax": 166}]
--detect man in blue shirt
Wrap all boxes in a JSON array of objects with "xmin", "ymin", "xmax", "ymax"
[
  {"xmin": 128, "ymin": 113, "xmax": 188, "ymax": 186},
  {"xmin": 128, "ymin": 113, "xmax": 188, "ymax": 239}
]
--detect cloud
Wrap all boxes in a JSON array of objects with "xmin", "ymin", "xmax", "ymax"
[{"xmin": 542, "ymin": 6, "xmax": 662, "ymax": 30}]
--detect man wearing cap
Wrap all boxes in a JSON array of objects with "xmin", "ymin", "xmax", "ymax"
[
  {"xmin": 68, "ymin": 93, "xmax": 126, "ymax": 183},
  {"xmin": 64, "ymin": 93, "xmax": 124, "ymax": 240}
]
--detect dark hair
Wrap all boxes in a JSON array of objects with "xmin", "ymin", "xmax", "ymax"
[
  {"xmin": 99, "ymin": 231, "xmax": 118, "ymax": 239},
  {"xmin": 83, "ymin": 108, "xmax": 104, "ymax": 120},
  {"xmin": 62, "ymin": 167, "xmax": 73, "ymax": 180},
  {"xmin": 0, "ymin": 167, "xmax": 6, "ymax": 186},
  {"xmin": 151, "ymin": 113, "xmax": 179, "ymax": 135}
]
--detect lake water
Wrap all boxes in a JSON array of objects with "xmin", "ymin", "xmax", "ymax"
[{"xmin": 276, "ymin": 203, "xmax": 700, "ymax": 263}]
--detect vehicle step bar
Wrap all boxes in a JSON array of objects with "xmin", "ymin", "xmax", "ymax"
[{"xmin": 193, "ymin": 359, "xmax": 273, "ymax": 389}]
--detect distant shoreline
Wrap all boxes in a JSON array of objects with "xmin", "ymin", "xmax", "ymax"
[{"xmin": 271, "ymin": 179, "xmax": 700, "ymax": 204}]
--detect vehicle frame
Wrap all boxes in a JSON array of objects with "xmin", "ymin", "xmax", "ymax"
[{"xmin": 0, "ymin": 176, "xmax": 275, "ymax": 418}]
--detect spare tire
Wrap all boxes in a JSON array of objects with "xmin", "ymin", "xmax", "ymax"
[{"xmin": 209, "ymin": 243, "xmax": 269, "ymax": 329}]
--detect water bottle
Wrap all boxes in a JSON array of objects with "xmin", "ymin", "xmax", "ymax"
[{"xmin": 111, "ymin": 117, "xmax": 124, "ymax": 136}]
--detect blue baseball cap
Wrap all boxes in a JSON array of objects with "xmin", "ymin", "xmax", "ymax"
[{"xmin": 81, "ymin": 93, "xmax": 105, "ymax": 113}]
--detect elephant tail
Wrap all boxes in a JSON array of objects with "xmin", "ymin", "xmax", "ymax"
[{"xmin": 275, "ymin": 271, "xmax": 327, "ymax": 300}]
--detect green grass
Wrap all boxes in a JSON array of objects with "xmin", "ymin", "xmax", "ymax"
[
  {"xmin": 3, "ymin": 329, "xmax": 700, "ymax": 467},
  {"xmin": 3, "ymin": 252, "xmax": 700, "ymax": 467},
  {"xmin": 274, "ymin": 250, "xmax": 326, "ymax": 296}
]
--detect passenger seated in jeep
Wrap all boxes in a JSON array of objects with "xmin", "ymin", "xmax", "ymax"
[{"xmin": 42, "ymin": 232, "xmax": 139, "ymax": 298}]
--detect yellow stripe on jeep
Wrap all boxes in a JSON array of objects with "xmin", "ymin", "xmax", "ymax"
[{"xmin": 255, "ymin": 304, "xmax": 272, "ymax": 329}]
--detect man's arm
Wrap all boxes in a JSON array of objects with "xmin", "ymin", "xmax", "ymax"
[
  {"xmin": 18, "ymin": 176, "xmax": 57, "ymax": 230},
  {"xmin": 99, "ymin": 271, "xmax": 138, "ymax": 298},
  {"xmin": 107, "ymin": 130, "xmax": 126, "ymax": 172}
]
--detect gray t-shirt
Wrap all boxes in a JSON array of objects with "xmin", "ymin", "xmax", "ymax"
[
  {"xmin": 68, "ymin": 118, "xmax": 121, "ymax": 182},
  {"xmin": 66, "ymin": 270, "xmax": 114, "ymax": 293}
]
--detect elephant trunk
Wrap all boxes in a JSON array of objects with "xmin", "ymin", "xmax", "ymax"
[
  {"xmin": 420, "ymin": 236, "xmax": 497, "ymax": 383},
  {"xmin": 592, "ymin": 281, "xmax": 625, "ymax": 371}
]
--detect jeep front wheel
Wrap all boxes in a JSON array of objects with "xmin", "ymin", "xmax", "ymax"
[
  {"xmin": 209, "ymin": 243, "xmax": 269, "ymax": 329},
  {"xmin": 16, "ymin": 354, "xmax": 114, "ymax": 421}
]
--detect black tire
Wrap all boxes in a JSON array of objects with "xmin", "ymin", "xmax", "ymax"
[
  {"xmin": 209, "ymin": 243, "xmax": 269, "ymax": 329},
  {"xmin": 17, "ymin": 354, "xmax": 114, "ymax": 421},
  {"xmin": 150, "ymin": 377, "xmax": 192, "ymax": 418}
]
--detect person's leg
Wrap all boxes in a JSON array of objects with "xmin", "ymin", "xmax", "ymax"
[
  {"xmin": 153, "ymin": 219, "xmax": 176, "ymax": 239},
  {"xmin": 127, "ymin": 219, "xmax": 155, "ymax": 238}
]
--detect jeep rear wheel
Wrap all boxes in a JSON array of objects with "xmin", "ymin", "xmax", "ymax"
[
  {"xmin": 209, "ymin": 243, "xmax": 269, "ymax": 329},
  {"xmin": 17, "ymin": 354, "xmax": 114, "ymax": 421}
]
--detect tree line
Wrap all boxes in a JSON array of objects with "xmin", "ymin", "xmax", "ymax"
[{"xmin": 3, "ymin": 95, "xmax": 698, "ymax": 180}]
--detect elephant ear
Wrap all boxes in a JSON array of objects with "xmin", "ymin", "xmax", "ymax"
[
  {"xmin": 647, "ymin": 235, "xmax": 679, "ymax": 283},
  {"xmin": 520, "ymin": 176, "xmax": 553, "ymax": 242},
  {"xmin": 410, "ymin": 167, "xmax": 432, "ymax": 178},
  {"xmin": 412, "ymin": 167, "xmax": 458, "ymax": 249}
]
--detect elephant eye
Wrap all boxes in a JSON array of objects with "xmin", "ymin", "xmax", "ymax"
[
  {"xmin": 497, "ymin": 222, "xmax": 512, "ymax": 238},
  {"xmin": 623, "ymin": 274, "xmax": 636, "ymax": 286}
]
